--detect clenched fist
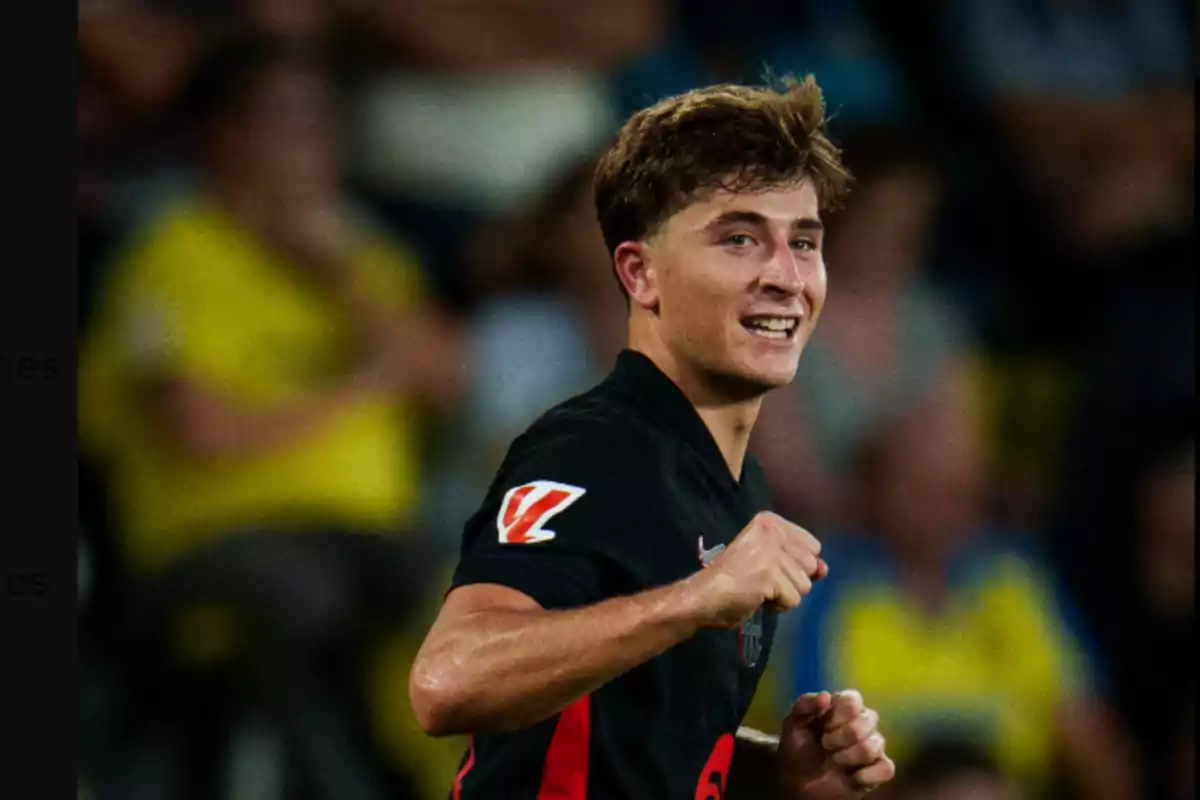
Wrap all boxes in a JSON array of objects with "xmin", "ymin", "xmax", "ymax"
[
  {"xmin": 686, "ymin": 511, "xmax": 829, "ymax": 628},
  {"xmin": 778, "ymin": 690, "xmax": 895, "ymax": 797}
]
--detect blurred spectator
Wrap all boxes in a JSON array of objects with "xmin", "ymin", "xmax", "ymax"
[
  {"xmin": 1116, "ymin": 430, "xmax": 1194, "ymax": 799},
  {"xmin": 877, "ymin": 738, "xmax": 1026, "ymax": 800},
  {"xmin": 345, "ymin": 0, "xmax": 670, "ymax": 301},
  {"xmin": 1136, "ymin": 439, "xmax": 1194, "ymax": 627},
  {"xmin": 777, "ymin": 392, "xmax": 1139, "ymax": 799},
  {"xmin": 1047, "ymin": 259, "xmax": 1193, "ymax": 797},
  {"xmin": 942, "ymin": 0, "xmax": 1193, "ymax": 257},
  {"xmin": 422, "ymin": 155, "xmax": 627, "ymax": 548},
  {"xmin": 750, "ymin": 125, "xmax": 971, "ymax": 529},
  {"xmin": 79, "ymin": 2, "xmax": 203, "ymax": 122},
  {"xmin": 78, "ymin": 0, "xmax": 352, "ymax": 317},
  {"xmin": 79, "ymin": 34, "xmax": 462, "ymax": 797},
  {"xmin": 78, "ymin": 4, "xmax": 203, "ymax": 317},
  {"xmin": 613, "ymin": 0, "xmax": 913, "ymax": 124}
]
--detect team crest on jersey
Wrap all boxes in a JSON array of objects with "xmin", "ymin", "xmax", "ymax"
[
  {"xmin": 497, "ymin": 481, "xmax": 586, "ymax": 544},
  {"xmin": 738, "ymin": 609, "xmax": 764, "ymax": 668}
]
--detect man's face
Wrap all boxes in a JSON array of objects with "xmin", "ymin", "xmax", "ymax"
[{"xmin": 640, "ymin": 180, "xmax": 826, "ymax": 394}]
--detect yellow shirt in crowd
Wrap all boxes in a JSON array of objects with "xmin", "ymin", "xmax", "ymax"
[
  {"xmin": 80, "ymin": 197, "xmax": 427, "ymax": 573},
  {"xmin": 781, "ymin": 534, "xmax": 1099, "ymax": 795}
]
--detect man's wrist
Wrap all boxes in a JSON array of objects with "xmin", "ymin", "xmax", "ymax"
[
  {"xmin": 728, "ymin": 727, "xmax": 790, "ymax": 799},
  {"xmin": 736, "ymin": 726, "xmax": 780, "ymax": 751},
  {"xmin": 671, "ymin": 571, "xmax": 718, "ymax": 631}
]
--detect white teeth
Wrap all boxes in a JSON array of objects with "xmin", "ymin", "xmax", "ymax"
[{"xmin": 744, "ymin": 317, "xmax": 797, "ymax": 332}]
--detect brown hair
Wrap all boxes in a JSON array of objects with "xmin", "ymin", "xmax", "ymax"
[{"xmin": 593, "ymin": 74, "xmax": 853, "ymax": 263}]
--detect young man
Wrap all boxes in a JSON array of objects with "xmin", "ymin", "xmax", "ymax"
[{"xmin": 410, "ymin": 76, "xmax": 896, "ymax": 799}]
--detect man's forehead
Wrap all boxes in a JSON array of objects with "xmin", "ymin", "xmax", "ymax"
[{"xmin": 680, "ymin": 181, "xmax": 821, "ymax": 227}]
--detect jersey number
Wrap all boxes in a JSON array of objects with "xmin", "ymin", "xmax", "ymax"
[{"xmin": 694, "ymin": 733, "xmax": 734, "ymax": 800}]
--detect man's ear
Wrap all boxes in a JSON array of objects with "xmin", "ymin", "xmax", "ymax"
[{"xmin": 613, "ymin": 241, "xmax": 659, "ymax": 311}]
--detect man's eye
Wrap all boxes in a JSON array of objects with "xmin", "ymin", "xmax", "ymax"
[
  {"xmin": 792, "ymin": 238, "xmax": 817, "ymax": 252},
  {"xmin": 724, "ymin": 234, "xmax": 755, "ymax": 247}
]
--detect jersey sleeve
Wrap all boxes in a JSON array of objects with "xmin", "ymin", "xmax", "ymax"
[{"xmin": 449, "ymin": 432, "xmax": 649, "ymax": 610}]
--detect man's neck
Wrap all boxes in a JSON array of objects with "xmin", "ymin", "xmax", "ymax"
[{"xmin": 629, "ymin": 336, "xmax": 763, "ymax": 482}]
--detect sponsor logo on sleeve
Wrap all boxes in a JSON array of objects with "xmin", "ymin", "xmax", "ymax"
[{"xmin": 497, "ymin": 481, "xmax": 587, "ymax": 544}]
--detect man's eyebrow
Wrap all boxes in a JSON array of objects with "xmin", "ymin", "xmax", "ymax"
[
  {"xmin": 704, "ymin": 210, "xmax": 769, "ymax": 230},
  {"xmin": 792, "ymin": 218, "xmax": 824, "ymax": 232},
  {"xmin": 703, "ymin": 211, "xmax": 824, "ymax": 232}
]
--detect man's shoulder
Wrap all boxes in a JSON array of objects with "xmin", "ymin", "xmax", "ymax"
[
  {"xmin": 510, "ymin": 382, "xmax": 665, "ymax": 460},
  {"xmin": 482, "ymin": 382, "xmax": 674, "ymax": 514},
  {"xmin": 457, "ymin": 384, "xmax": 669, "ymax": 566}
]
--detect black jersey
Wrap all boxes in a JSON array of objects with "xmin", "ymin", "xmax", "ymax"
[{"xmin": 447, "ymin": 349, "xmax": 778, "ymax": 799}]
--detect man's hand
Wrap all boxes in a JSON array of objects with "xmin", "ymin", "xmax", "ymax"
[
  {"xmin": 778, "ymin": 690, "xmax": 895, "ymax": 798},
  {"xmin": 686, "ymin": 511, "xmax": 829, "ymax": 629}
]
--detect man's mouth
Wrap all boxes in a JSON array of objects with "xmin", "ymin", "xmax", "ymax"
[{"xmin": 741, "ymin": 314, "xmax": 801, "ymax": 341}]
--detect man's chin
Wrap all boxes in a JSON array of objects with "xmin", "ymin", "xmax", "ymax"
[
  {"xmin": 746, "ymin": 351, "xmax": 801, "ymax": 388},
  {"xmin": 713, "ymin": 361, "xmax": 798, "ymax": 400},
  {"xmin": 752, "ymin": 367, "xmax": 798, "ymax": 392}
]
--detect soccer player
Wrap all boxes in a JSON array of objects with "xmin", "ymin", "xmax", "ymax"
[{"xmin": 410, "ymin": 76, "xmax": 896, "ymax": 799}]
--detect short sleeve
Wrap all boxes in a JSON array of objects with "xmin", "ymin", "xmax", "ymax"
[{"xmin": 449, "ymin": 432, "xmax": 650, "ymax": 610}]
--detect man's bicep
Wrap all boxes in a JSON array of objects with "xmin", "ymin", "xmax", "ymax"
[{"xmin": 443, "ymin": 583, "xmax": 543, "ymax": 615}]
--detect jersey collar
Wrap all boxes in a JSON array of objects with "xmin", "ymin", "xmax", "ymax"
[{"xmin": 608, "ymin": 349, "xmax": 743, "ymax": 488}]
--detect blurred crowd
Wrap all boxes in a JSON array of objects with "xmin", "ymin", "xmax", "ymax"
[{"xmin": 77, "ymin": 1, "xmax": 1194, "ymax": 799}]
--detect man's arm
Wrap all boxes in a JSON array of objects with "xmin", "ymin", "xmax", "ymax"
[
  {"xmin": 410, "ymin": 511, "xmax": 826, "ymax": 737},
  {"xmin": 409, "ymin": 580, "xmax": 706, "ymax": 736}
]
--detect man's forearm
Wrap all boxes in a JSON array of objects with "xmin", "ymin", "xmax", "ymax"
[{"xmin": 411, "ymin": 579, "xmax": 706, "ymax": 736}]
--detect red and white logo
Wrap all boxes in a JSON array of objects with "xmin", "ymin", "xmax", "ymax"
[{"xmin": 497, "ymin": 481, "xmax": 587, "ymax": 544}]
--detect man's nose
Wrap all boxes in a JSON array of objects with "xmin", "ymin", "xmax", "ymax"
[{"xmin": 760, "ymin": 245, "xmax": 805, "ymax": 296}]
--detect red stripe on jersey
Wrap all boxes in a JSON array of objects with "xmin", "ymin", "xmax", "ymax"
[
  {"xmin": 537, "ymin": 694, "xmax": 591, "ymax": 799},
  {"xmin": 453, "ymin": 737, "xmax": 476, "ymax": 800},
  {"xmin": 507, "ymin": 489, "xmax": 572, "ymax": 543}
]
